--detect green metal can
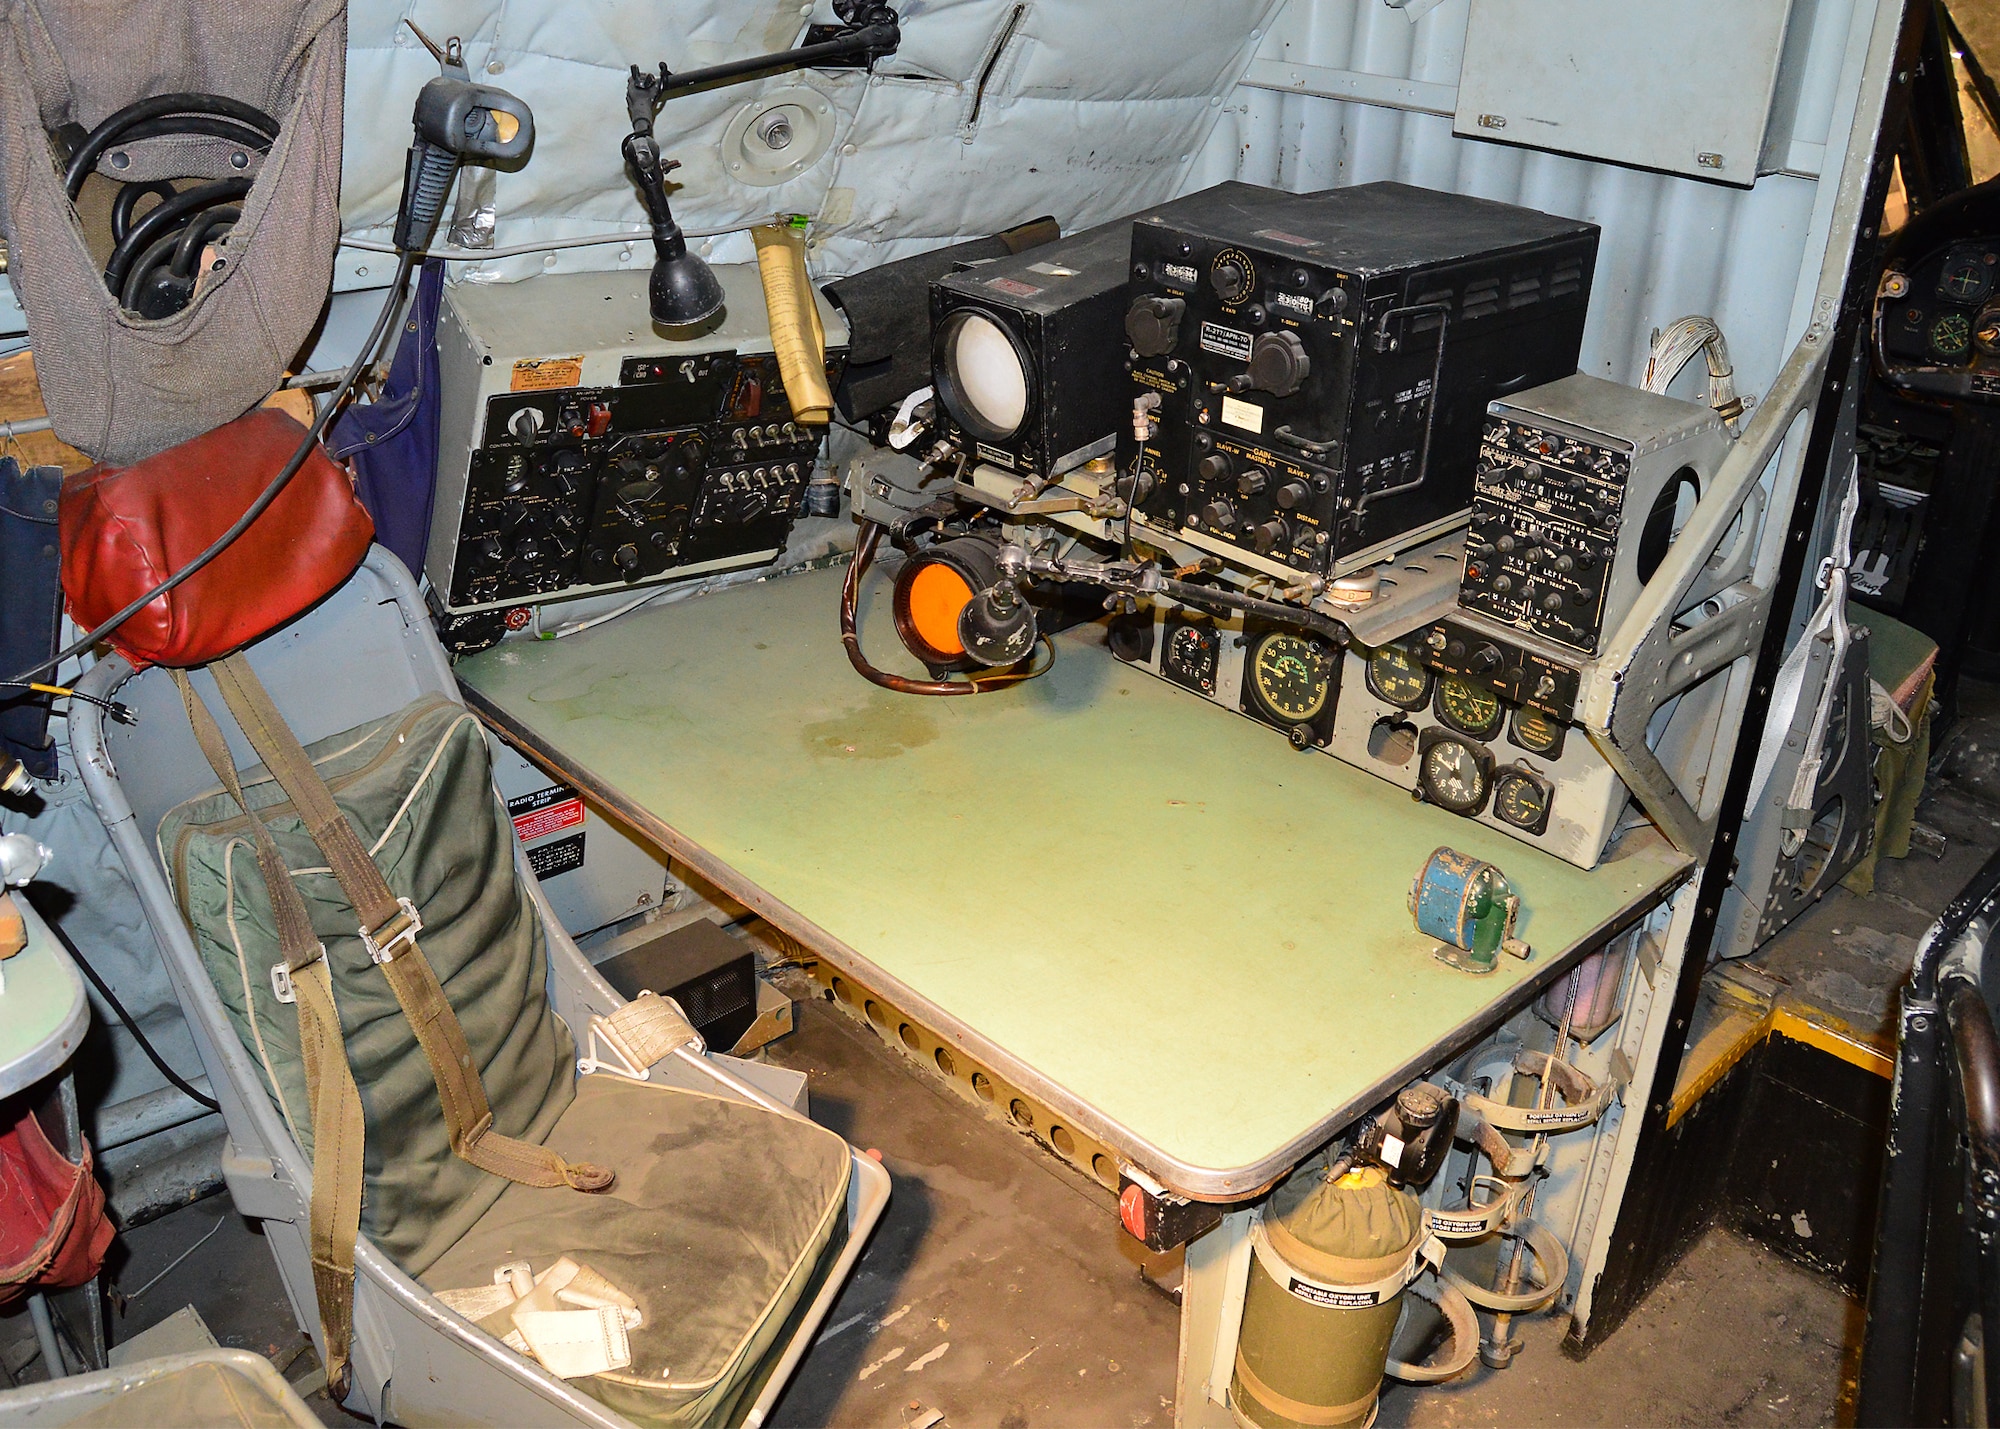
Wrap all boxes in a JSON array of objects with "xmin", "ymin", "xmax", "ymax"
[{"xmin": 1231, "ymin": 1164, "xmax": 1424, "ymax": 1429}]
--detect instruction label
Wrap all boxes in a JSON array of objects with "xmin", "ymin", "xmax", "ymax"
[
  {"xmin": 1220, "ymin": 395, "xmax": 1263, "ymax": 433},
  {"xmin": 984, "ymin": 276, "xmax": 1042, "ymax": 298},
  {"xmin": 508, "ymin": 786, "xmax": 586, "ymax": 843},
  {"xmin": 510, "ymin": 355, "xmax": 584, "ymax": 392},
  {"xmin": 1199, "ymin": 322, "xmax": 1252, "ymax": 362},
  {"xmin": 527, "ymin": 832, "xmax": 585, "ymax": 880},
  {"xmin": 1286, "ymin": 1278, "xmax": 1382, "ymax": 1308}
]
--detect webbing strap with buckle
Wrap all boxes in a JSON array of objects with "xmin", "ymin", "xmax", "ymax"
[
  {"xmin": 173, "ymin": 670, "xmax": 363, "ymax": 1403},
  {"xmin": 207, "ymin": 655, "xmax": 614, "ymax": 1196}
]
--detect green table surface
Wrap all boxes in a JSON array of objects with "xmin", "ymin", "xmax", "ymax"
[{"xmin": 460, "ymin": 564, "xmax": 1688, "ymax": 1196}]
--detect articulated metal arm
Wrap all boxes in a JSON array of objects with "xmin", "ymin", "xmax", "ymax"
[
  {"xmin": 640, "ymin": 4, "xmax": 901, "ymax": 102},
  {"xmin": 1579, "ymin": 322, "xmax": 1833, "ymax": 857}
]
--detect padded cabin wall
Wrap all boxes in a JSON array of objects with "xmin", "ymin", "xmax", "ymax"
[{"xmin": 335, "ymin": 0, "xmax": 1286, "ymax": 283}]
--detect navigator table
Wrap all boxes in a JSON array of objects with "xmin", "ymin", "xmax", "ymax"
[{"xmin": 458, "ymin": 564, "xmax": 1689, "ymax": 1199}]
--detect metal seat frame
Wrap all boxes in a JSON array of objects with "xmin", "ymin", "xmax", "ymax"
[{"xmin": 69, "ymin": 548, "xmax": 888, "ymax": 1427}]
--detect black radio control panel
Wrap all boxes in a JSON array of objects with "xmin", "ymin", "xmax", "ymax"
[
  {"xmin": 1458, "ymin": 419, "xmax": 1630, "ymax": 652},
  {"xmin": 443, "ymin": 350, "xmax": 833, "ymax": 613},
  {"xmin": 1120, "ymin": 181, "xmax": 1597, "ymax": 578},
  {"xmin": 1414, "ymin": 615, "xmax": 1581, "ymax": 721}
]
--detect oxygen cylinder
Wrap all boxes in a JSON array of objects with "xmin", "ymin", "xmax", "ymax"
[{"xmin": 1231, "ymin": 1163, "xmax": 1425, "ymax": 1429}]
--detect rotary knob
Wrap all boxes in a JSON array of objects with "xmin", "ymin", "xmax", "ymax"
[
  {"xmin": 1124, "ymin": 296, "xmax": 1184, "ymax": 358},
  {"xmin": 1210, "ymin": 259, "xmax": 1247, "ymax": 301},
  {"xmin": 1249, "ymin": 518, "xmax": 1289, "ymax": 555},
  {"xmin": 1237, "ymin": 469, "xmax": 1268, "ymax": 498},
  {"xmin": 1196, "ymin": 452, "xmax": 1232, "ymax": 484},
  {"xmin": 614, "ymin": 543, "xmax": 641, "ymax": 574},
  {"xmin": 1469, "ymin": 644, "xmax": 1502, "ymax": 675},
  {"xmin": 1274, "ymin": 480, "xmax": 1311, "ymax": 510},
  {"xmin": 1246, "ymin": 330, "xmax": 1310, "ymax": 398},
  {"xmin": 1201, "ymin": 497, "xmax": 1237, "ymax": 529}
]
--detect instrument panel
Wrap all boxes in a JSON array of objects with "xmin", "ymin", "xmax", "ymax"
[{"xmin": 1879, "ymin": 241, "xmax": 2000, "ymax": 371}]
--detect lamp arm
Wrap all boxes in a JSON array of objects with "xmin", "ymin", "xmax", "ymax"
[{"xmin": 643, "ymin": 5, "xmax": 901, "ymax": 103}]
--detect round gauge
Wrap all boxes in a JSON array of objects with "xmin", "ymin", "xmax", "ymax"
[
  {"xmin": 1939, "ymin": 252, "xmax": 1995, "ymax": 305},
  {"xmin": 1165, "ymin": 623, "xmax": 1219, "ymax": 693},
  {"xmin": 1418, "ymin": 736, "xmax": 1491, "ymax": 816},
  {"xmin": 934, "ymin": 309, "xmax": 1032, "ymax": 441},
  {"xmin": 1931, "ymin": 312, "xmax": 1973, "ymax": 360},
  {"xmin": 1509, "ymin": 706, "xmax": 1567, "ymax": 758},
  {"xmin": 1493, "ymin": 768, "xmax": 1553, "ymax": 833},
  {"xmin": 1250, "ymin": 631, "xmax": 1335, "ymax": 723},
  {"xmin": 1366, "ymin": 643, "xmax": 1433, "ymax": 711},
  {"xmin": 1435, "ymin": 677, "xmax": 1503, "ymax": 739}
]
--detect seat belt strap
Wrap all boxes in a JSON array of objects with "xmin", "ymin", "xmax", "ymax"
[
  {"xmin": 207, "ymin": 655, "xmax": 612, "ymax": 1194},
  {"xmin": 173, "ymin": 671, "xmax": 363, "ymax": 1403}
]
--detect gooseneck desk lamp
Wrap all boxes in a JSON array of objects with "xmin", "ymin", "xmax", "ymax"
[{"xmin": 621, "ymin": 1, "xmax": 901, "ymax": 327}]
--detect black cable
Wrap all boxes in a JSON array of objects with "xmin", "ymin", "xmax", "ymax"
[
  {"xmin": 108, "ymin": 179, "xmax": 176, "ymax": 244},
  {"xmin": 4, "ymin": 250, "xmax": 418, "ymax": 688},
  {"xmin": 40, "ymin": 914, "xmax": 220, "ymax": 1113},
  {"xmin": 103, "ymin": 177, "xmax": 250, "ymax": 297}
]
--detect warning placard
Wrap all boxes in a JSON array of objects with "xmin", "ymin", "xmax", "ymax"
[
  {"xmin": 527, "ymin": 832, "xmax": 585, "ymax": 879},
  {"xmin": 508, "ymin": 784, "xmax": 586, "ymax": 843},
  {"xmin": 510, "ymin": 355, "xmax": 584, "ymax": 392}
]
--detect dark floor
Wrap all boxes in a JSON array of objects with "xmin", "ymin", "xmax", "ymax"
[{"xmin": 0, "ymin": 984, "xmax": 1858, "ymax": 1427}]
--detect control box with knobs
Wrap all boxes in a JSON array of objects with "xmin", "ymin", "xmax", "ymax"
[
  {"xmin": 427, "ymin": 266, "xmax": 847, "ymax": 627},
  {"xmin": 1121, "ymin": 181, "xmax": 1598, "ymax": 583},
  {"xmin": 1459, "ymin": 373, "xmax": 1734, "ymax": 655}
]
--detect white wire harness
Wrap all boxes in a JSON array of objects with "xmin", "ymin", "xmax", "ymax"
[{"xmin": 1643, "ymin": 315, "xmax": 1746, "ymax": 436}]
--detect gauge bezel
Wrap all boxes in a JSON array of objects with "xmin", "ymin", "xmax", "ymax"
[
  {"xmin": 932, "ymin": 306, "xmax": 1036, "ymax": 444},
  {"xmin": 1492, "ymin": 765, "xmax": 1554, "ymax": 835},
  {"xmin": 1162, "ymin": 616, "xmax": 1221, "ymax": 695},
  {"xmin": 1248, "ymin": 630, "xmax": 1334, "ymax": 722},
  {"xmin": 1508, "ymin": 705, "xmax": 1567, "ymax": 759},
  {"xmin": 1365, "ymin": 642, "xmax": 1434, "ymax": 712},
  {"xmin": 1416, "ymin": 729, "xmax": 1493, "ymax": 817},
  {"xmin": 1938, "ymin": 250, "xmax": 1995, "ymax": 306},
  {"xmin": 1434, "ymin": 676, "xmax": 1504, "ymax": 740},
  {"xmin": 1930, "ymin": 311, "xmax": 1973, "ymax": 360},
  {"xmin": 1240, "ymin": 623, "xmax": 1340, "ymax": 745}
]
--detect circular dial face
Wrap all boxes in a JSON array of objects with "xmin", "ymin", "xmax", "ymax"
[
  {"xmin": 1165, "ymin": 624, "xmax": 1218, "ymax": 692},
  {"xmin": 1251, "ymin": 632, "xmax": 1334, "ymax": 723},
  {"xmin": 1493, "ymin": 770, "xmax": 1552, "ymax": 831},
  {"xmin": 1419, "ymin": 736, "xmax": 1490, "ymax": 816},
  {"xmin": 1508, "ymin": 706, "xmax": 1566, "ymax": 757},
  {"xmin": 1939, "ymin": 252, "xmax": 1994, "ymax": 305},
  {"xmin": 1931, "ymin": 311, "xmax": 1973, "ymax": 360},
  {"xmin": 1366, "ymin": 643, "xmax": 1433, "ymax": 711},
  {"xmin": 941, "ymin": 311, "xmax": 1030, "ymax": 439},
  {"xmin": 1435, "ymin": 677, "xmax": 1503, "ymax": 739}
]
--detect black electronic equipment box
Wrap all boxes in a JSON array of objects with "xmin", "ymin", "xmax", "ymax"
[
  {"xmin": 427, "ymin": 266, "xmax": 848, "ymax": 622},
  {"xmin": 1122, "ymin": 181, "xmax": 1599, "ymax": 580},
  {"xmin": 593, "ymin": 919, "xmax": 759, "ymax": 1054},
  {"xmin": 930, "ymin": 221, "xmax": 1134, "ymax": 478}
]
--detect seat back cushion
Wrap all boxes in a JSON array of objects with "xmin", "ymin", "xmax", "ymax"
[
  {"xmin": 160, "ymin": 694, "xmax": 575, "ymax": 1273},
  {"xmin": 422, "ymin": 1074, "xmax": 854, "ymax": 1429}
]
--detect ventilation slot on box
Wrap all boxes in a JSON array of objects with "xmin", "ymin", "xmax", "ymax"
[
  {"xmin": 1461, "ymin": 279, "xmax": 1502, "ymax": 321},
  {"xmin": 1507, "ymin": 273, "xmax": 1543, "ymax": 309},
  {"xmin": 1549, "ymin": 262, "xmax": 1584, "ymax": 300},
  {"xmin": 1410, "ymin": 286, "xmax": 1453, "ymax": 332}
]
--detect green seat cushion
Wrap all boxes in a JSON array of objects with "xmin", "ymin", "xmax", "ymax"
[{"xmin": 421, "ymin": 1074, "xmax": 852, "ymax": 1429}]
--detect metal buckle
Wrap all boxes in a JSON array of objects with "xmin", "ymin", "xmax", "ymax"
[
  {"xmin": 270, "ymin": 943, "xmax": 327, "ymax": 1005},
  {"xmin": 358, "ymin": 897, "xmax": 423, "ymax": 965}
]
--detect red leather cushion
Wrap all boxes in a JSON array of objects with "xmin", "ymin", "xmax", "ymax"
[{"xmin": 59, "ymin": 408, "xmax": 374, "ymax": 669}]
